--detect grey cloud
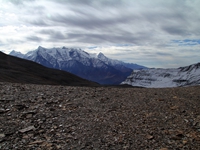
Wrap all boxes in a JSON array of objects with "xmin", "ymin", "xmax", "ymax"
[
  {"xmin": 106, "ymin": 49, "xmax": 173, "ymax": 68},
  {"xmin": 39, "ymin": 29, "xmax": 66, "ymax": 41},
  {"xmin": 1, "ymin": 0, "xmax": 200, "ymax": 68},
  {"xmin": 51, "ymin": 0, "xmax": 124, "ymax": 7},
  {"xmin": 39, "ymin": 0, "xmax": 197, "ymax": 45},
  {"xmin": 25, "ymin": 5, "xmax": 45, "ymax": 16},
  {"xmin": 39, "ymin": 29, "xmax": 53, "ymax": 35},
  {"xmin": 6, "ymin": 39, "xmax": 24, "ymax": 44},
  {"xmin": 138, "ymin": 1, "xmax": 199, "ymax": 37},
  {"xmin": 27, "ymin": 19, "xmax": 49, "ymax": 27},
  {"xmin": 62, "ymin": 22, "xmax": 156, "ymax": 45},
  {"xmin": 156, "ymin": 52, "xmax": 172, "ymax": 56},
  {"xmin": 181, "ymin": 48, "xmax": 200, "ymax": 53},
  {"xmin": 4, "ymin": 0, "xmax": 35, "ymax": 5},
  {"xmin": 161, "ymin": 26, "xmax": 190, "ymax": 36},
  {"xmin": 0, "ymin": 41, "xmax": 7, "ymax": 47},
  {"xmin": 127, "ymin": 50, "xmax": 172, "ymax": 59},
  {"xmin": 50, "ymin": 15, "xmax": 154, "ymax": 45},
  {"xmin": 65, "ymin": 32, "xmax": 145, "ymax": 45},
  {"xmin": 24, "ymin": 0, "xmax": 200, "ymax": 45},
  {"xmin": 49, "ymin": 13, "xmax": 137, "ymax": 30},
  {"xmin": 4, "ymin": 39, "xmax": 25, "ymax": 46},
  {"xmin": 27, "ymin": 36, "xmax": 42, "ymax": 42},
  {"xmin": 23, "ymin": 0, "xmax": 139, "ymax": 29},
  {"xmin": 155, "ymin": 8, "xmax": 196, "ymax": 37},
  {"xmin": 50, "ymin": 31, "xmax": 66, "ymax": 40},
  {"xmin": 54, "ymin": 0, "xmax": 93, "ymax": 6},
  {"xmin": 142, "ymin": 10, "xmax": 187, "ymax": 25},
  {"xmin": 66, "ymin": 33, "xmax": 108, "ymax": 44},
  {"xmin": 24, "ymin": 0, "xmax": 200, "ymax": 48}
]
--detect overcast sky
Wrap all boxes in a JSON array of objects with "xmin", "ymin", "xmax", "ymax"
[{"xmin": 0, "ymin": 0, "xmax": 200, "ymax": 68}]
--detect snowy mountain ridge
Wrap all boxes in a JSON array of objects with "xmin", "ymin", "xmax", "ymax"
[
  {"xmin": 10, "ymin": 46, "xmax": 146, "ymax": 85},
  {"xmin": 121, "ymin": 63, "xmax": 200, "ymax": 88}
]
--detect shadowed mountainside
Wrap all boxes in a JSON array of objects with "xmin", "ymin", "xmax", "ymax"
[
  {"xmin": 0, "ymin": 52, "xmax": 98, "ymax": 86},
  {"xmin": 10, "ymin": 46, "xmax": 147, "ymax": 85}
]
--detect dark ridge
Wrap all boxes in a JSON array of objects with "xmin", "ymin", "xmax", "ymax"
[{"xmin": 0, "ymin": 51, "xmax": 99, "ymax": 86}]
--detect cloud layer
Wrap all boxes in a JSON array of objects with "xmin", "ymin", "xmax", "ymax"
[{"xmin": 0, "ymin": 0, "xmax": 200, "ymax": 68}]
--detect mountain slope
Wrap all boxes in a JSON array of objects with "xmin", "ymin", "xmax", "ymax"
[
  {"xmin": 121, "ymin": 63, "xmax": 200, "ymax": 88},
  {"xmin": 10, "ymin": 46, "xmax": 146, "ymax": 85},
  {"xmin": 0, "ymin": 51, "xmax": 98, "ymax": 86}
]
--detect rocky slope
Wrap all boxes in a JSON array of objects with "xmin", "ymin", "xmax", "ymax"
[
  {"xmin": 0, "ymin": 82, "xmax": 200, "ymax": 149},
  {"xmin": 10, "ymin": 46, "xmax": 146, "ymax": 85},
  {"xmin": 0, "ymin": 51, "xmax": 98, "ymax": 86},
  {"xmin": 121, "ymin": 62, "xmax": 200, "ymax": 88}
]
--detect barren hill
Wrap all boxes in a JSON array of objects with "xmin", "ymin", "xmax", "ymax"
[
  {"xmin": 0, "ymin": 82, "xmax": 200, "ymax": 149},
  {"xmin": 0, "ymin": 52, "xmax": 98, "ymax": 86}
]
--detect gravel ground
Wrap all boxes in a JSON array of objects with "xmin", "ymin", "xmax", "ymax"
[{"xmin": 0, "ymin": 82, "xmax": 200, "ymax": 150}]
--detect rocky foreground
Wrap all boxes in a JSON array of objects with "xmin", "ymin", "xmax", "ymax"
[{"xmin": 0, "ymin": 82, "xmax": 200, "ymax": 150}]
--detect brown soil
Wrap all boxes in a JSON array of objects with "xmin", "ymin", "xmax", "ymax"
[{"xmin": 0, "ymin": 82, "xmax": 200, "ymax": 149}]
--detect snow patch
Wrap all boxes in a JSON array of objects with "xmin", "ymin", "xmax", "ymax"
[{"xmin": 121, "ymin": 63, "xmax": 200, "ymax": 88}]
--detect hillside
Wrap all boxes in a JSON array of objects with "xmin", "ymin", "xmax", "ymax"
[
  {"xmin": 0, "ymin": 82, "xmax": 200, "ymax": 149},
  {"xmin": 121, "ymin": 63, "xmax": 200, "ymax": 88},
  {"xmin": 0, "ymin": 52, "xmax": 98, "ymax": 86}
]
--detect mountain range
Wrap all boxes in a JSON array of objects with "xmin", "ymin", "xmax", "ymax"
[
  {"xmin": 121, "ymin": 63, "xmax": 200, "ymax": 88},
  {"xmin": 10, "ymin": 46, "xmax": 146, "ymax": 85},
  {"xmin": 0, "ymin": 51, "xmax": 98, "ymax": 86}
]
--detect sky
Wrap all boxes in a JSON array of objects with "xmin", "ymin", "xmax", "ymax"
[{"xmin": 0, "ymin": 0, "xmax": 200, "ymax": 68}]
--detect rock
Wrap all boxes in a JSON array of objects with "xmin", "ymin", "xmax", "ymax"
[
  {"xmin": 4, "ymin": 128, "xmax": 16, "ymax": 136},
  {"xmin": 146, "ymin": 134, "xmax": 154, "ymax": 140},
  {"xmin": 182, "ymin": 140, "xmax": 188, "ymax": 144},
  {"xmin": 0, "ymin": 133, "xmax": 6, "ymax": 143},
  {"xmin": 0, "ymin": 134, "xmax": 5, "ymax": 138},
  {"xmin": 19, "ymin": 126, "xmax": 35, "ymax": 133},
  {"xmin": 170, "ymin": 135, "xmax": 182, "ymax": 140},
  {"xmin": 0, "ymin": 109, "xmax": 5, "ymax": 114},
  {"xmin": 14, "ymin": 104, "xmax": 28, "ymax": 110},
  {"xmin": 29, "ymin": 140, "xmax": 44, "ymax": 145},
  {"xmin": 159, "ymin": 148, "xmax": 168, "ymax": 150},
  {"xmin": 170, "ymin": 106, "xmax": 178, "ymax": 110},
  {"xmin": 26, "ymin": 113, "xmax": 33, "ymax": 118},
  {"xmin": 158, "ymin": 98, "xmax": 164, "ymax": 101}
]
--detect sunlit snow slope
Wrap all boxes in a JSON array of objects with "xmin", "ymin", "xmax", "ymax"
[{"xmin": 121, "ymin": 63, "xmax": 200, "ymax": 88}]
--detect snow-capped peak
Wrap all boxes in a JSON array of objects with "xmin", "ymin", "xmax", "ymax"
[
  {"xmin": 97, "ymin": 52, "xmax": 106, "ymax": 58},
  {"xmin": 10, "ymin": 50, "xmax": 22, "ymax": 55},
  {"xmin": 9, "ymin": 46, "xmax": 147, "ymax": 85},
  {"xmin": 9, "ymin": 50, "xmax": 24, "ymax": 58}
]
